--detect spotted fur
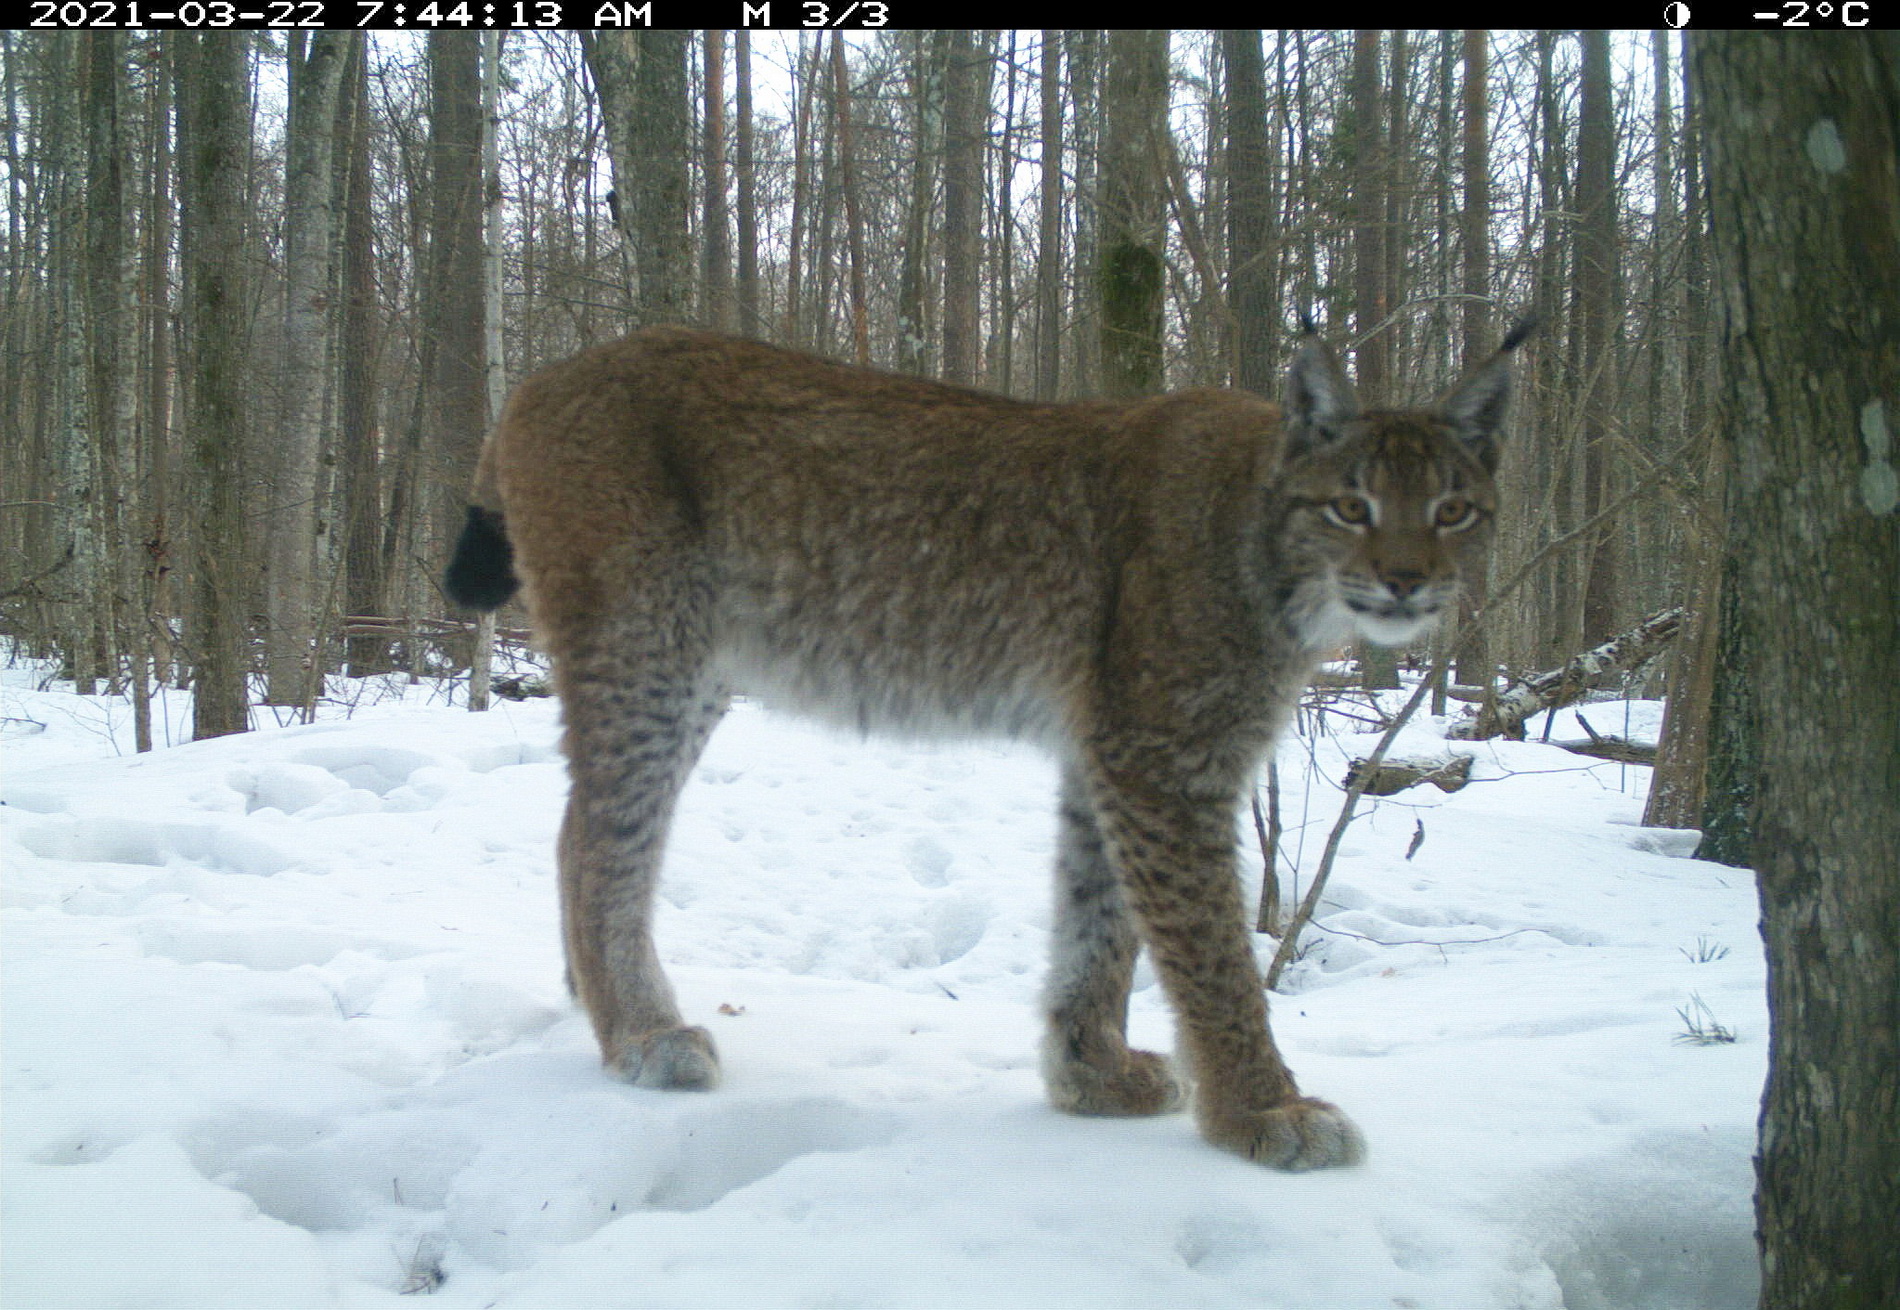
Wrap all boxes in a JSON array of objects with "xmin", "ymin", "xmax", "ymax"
[{"xmin": 446, "ymin": 324, "xmax": 1528, "ymax": 1170}]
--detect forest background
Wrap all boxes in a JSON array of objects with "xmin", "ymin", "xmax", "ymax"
[
  {"xmin": 2, "ymin": 31, "xmax": 1895, "ymax": 1308},
  {"xmin": 2, "ymin": 30, "xmax": 1714, "ymax": 791}
]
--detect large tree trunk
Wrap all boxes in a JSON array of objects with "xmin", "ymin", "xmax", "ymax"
[
  {"xmin": 1574, "ymin": 30, "xmax": 1620, "ymax": 645},
  {"xmin": 830, "ymin": 34, "xmax": 868, "ymax": 367},
  {"xmin": 701, "ymin": 32, "xmax": 732, "ymax": 334},
  {"xmin": 1033, "ymin": 32, "xmax": 1062, "ymax": 400},
  {"xmin": 1065, "ymin": 31, "xmax": 1101, "ymax": 397},
  {"xmin": 264, "ymin": 32, "xmax": 345, "ymax": 710},
  {"xmin": 1097, "ymin": 29, "xmax": 1168, "ymax": 400},
  {"xmin": 896, "ymin": 31, "xmax": 946, "ymax": 376},
  {"xmin": 633, "ymin": 32, "xmax": 691, "ymax": 327},
  {"xmin": 940, "ymin": 29, "xmax": 983, "ymax": 385},
  {"xmin": 338, "ymin": 35, "xmax": 389, "ymax": 678},
  {"xmin": 1693, "ymin": 31, "xmax": 1900, "ymax": 1310},
  {"xmin": 1455, "ymin": 29, "xmax": 1493, "ymax": 691},
  {"xmin": 1223, "ymin": 29, "xmax": 1277, "ymax": 397},
  {"xmin": 178, "ymin": 33, "xmax": 253, "ymax": 740},
  {"xmin": 467, "ymin": 30, "xmax": 506, "ymax": 715},
  {"xmin": 1348, "ymin": 31, "xmax": 1398, "ymax": 690},
  {"xmin": 580, "ymin": 31, "xmax": 691, "ymax": 328},
  {"xmin": 82, "ymin": 33, "xmax": 130, "ymax": 710},
  {"xmin": 732, "ymin": 31, "xmax": 760, "ymax": 338},
  {"xmin": 423, "ymin": 35, "xmax": 486, "ymax": 560}
]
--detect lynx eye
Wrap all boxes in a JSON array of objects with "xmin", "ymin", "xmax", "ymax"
[
  {"xmin": 1432, "ymin": 496, "xmax": 1479, "ymax": 531},
  {"xmin": 1322, "ymin": 494, "xmax": 1375, "ymax": 529}
]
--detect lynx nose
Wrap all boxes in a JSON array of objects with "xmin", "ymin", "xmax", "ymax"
[{"xmin": 1381, "ymin": 569, "xmax": 1429, "ymax": 601}]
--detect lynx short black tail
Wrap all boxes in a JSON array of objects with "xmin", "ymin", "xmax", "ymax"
[{"xmin": 444, "ymin": 505, "xmax": 520, "ymax": 610}]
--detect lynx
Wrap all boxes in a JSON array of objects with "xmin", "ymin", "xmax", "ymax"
[{"xmin": 445, "ymin": 322, "xmax": 1531, "ymax": 1171}]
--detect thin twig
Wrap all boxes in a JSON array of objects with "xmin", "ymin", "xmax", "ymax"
[{"xmin": 1264, "ymin": 653, "xmax": 1445, "ymax": 991}]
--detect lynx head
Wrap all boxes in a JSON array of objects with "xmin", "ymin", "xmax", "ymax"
[{"xmin": 1275, "ymin": 319, "xmax": 1533, "ymax": 650}]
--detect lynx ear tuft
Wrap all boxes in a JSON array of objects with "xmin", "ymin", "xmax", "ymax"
[
  {"xmin": 1284, "ymin": 332, "xmax": 1359, "ymax": 457},
  {"xmin": 1439, "ymin": 317, "xmax": 1535, "ymax": 470}
]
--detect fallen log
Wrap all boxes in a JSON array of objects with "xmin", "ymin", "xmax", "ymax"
[
  {"xmin": 1446, "ymin": 607, "xmax": 1686, "ymax": 741},
  {"xmin": 1343, "ymin": 753, "xmax": 1474, "ymax": 796},
  {"xmin": 1551, "ymin": 736, "xmax": 1657, "ymax": 765}
]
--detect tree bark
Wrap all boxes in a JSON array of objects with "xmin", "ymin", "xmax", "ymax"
[
  {"xmin": 1097, "ymin": 29, "xmax": 1168, "ymax": 400},
  {"xmin": 732, "ymin": 31, "xmax": 760, "ymax": 338},
  {"xmin": 1034, "ymin": 32, "xmax": 1062, "ymax": 400},
  {"xmin": 830, "ymin": 35, "xmax": 869, "ymax": 367},
  {"xmin": 894, "ymin": 31, "xmax": 942, "ymax": 375},
  {"xmin": 1348, "ymin": 31, "xmax": 1397, "ymax": 690},
  {"xmin": 701, "ymin": 32, "xmax": 732, "ymax": 334},
  {"xmin": 1223, "ymin": 29, "xmax": 1278, "ymax": 397},
  {"xmin": 1693, "ymin": 32, "xmax": 1900, "ymax": 1310},
  {"xmin": 264, "ymin": 31, "xmax": 345, "ymax": 709},
  {"xmin": 338, "ymin": 35, "xmax": 389, "ymax": 677},
  {"xmin": 1454, "ymin": 30, "xmax": 1493, "ymax": 690},
  {"xmin": 468, "ymin": 30, "xmax": 506, "ymax": 714},
  {"xmin": 1575, "ymin": 31, "xmax": 1620, "ymax": 645},
  {"xmin": 940, "ymin": 29, "xmax": 983, "ymax": 385},
  {"xmin": 177, "ymin": 33, "xmax": 253, "ymax": 740},
  {"xmin": 82, "ymin": 32, "xmax": 130, "ymax": 708},
  {"xmin": 633, "ymin": 32, "xmax": 691, "ymax": 326},
  {"xmin": 423, "ymin": 34, "xmax": 486, "ymax": 558}
]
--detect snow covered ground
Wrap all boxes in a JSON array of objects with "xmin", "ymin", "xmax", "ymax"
[{"xmin": 2, "ymin": 661, "xmax": 1763, "ymax": 1309}]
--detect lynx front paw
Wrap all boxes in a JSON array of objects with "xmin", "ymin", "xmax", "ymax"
[
  {"xmin": 1199, "ymin": 1097, "xmax": 1366, "ymax": 1171},
  {"xmin": 1045, "ymin": 1046, "xmax": 1185, "ymax": 1117},
  {"xmin": 609, "ymin": 1025, "xmax": 722, "ymax": 1091}
]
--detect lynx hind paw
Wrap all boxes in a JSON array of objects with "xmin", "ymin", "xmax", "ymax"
[
  {"xmin": 613, "ymin": 1025, "xmax": 722, "ymax": 1091},
  {"xmin": 1046, "ymin": 1047, "xmax": 1186, "ymax": 1118},
  {"xmin": 1203, "ymin": 1097, "xmax": 1366, "ymax": 1171}
]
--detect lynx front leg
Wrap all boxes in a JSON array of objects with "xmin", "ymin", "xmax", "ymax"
[
  {"xmin": 556, "ymin": 635, "xmax": 728, "ymax": 1091},
  {"xmin": 1041, "ymin": 766, "xmax": 1185, "ymax": 1117},
  {"xmin": 1088, "ymin": 762, "xmax": 1365, "ymax": 1170}
]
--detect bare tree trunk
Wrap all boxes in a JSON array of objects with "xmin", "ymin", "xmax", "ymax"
[
  {"xmin": 1224, "ymin": 29, "xmax": 1278, "ymax": 396},
  {"xmin": 46, "ymin": 36, "xmax": 99, "ymax": 695},
  {"xmin": 468, "ymin": 30, "xmax": 506, "ymax": 714},
  {"xmin": 896, "ymin": 31, "xmax": 945, "ymax": 376},
  {"xmin": 1033, "ymin": 32, "xmax": 1062, "ymax": 400},
  {"xmin": 1693, "ymin": 32, "xmax": 1900, "ymax": 1309},
  {"xmin": 1098, "ymin": 29, "xmax": 1168, "ymax": 399},
  {"xmin": 423, "ymin": 34, "xmax": 486, "ymax": 563},
  {"xmin": 1384, "ymin": 30, "xmax": 1413, "ymax": 393},
  {"xmin": 1348, "ymin": 30, "xmax": 1389, "ymax": 406},
  {"xmin": 178, "ymin": 32, "xmax": 253, "ymax": 740},
  {"xmin": 1455, "ymin": 30, "xmax": 1493, "ymax": 690},
  {"xmin": 135, "ymin": 36, "xmax": 175, "ymax": 740},
  {"xmin": 830, "ymin": 34, "xmax": 869, "ymax": 367},
  {"xmin": 940, "ymin": 29, "xmax": 983, "ymax": 385},
  {"xmin": 633, "ymin": 32, "xmax": 691, "ymax": 326},
  {"xmin": 733, "ymin": 31, "xmax": 760, "ymax": 338},
  {"xmin": 265, "ymin": 32, "xmax": 345, "ymax": 710},
  {"xmin": 338, "ymin": 35, "xmax": 389, "ymax": 678},
  {"xmin": 701, "ymin": 31, "xmax": 732, "ymax": 334},
  {"xmin": 576, "ymin": 35, "xmax": 634, "ymax": 252},
  {"xmin": 1642, "ymin": 446, "xmax": 1725, "ymax": 829},
  {"xmin": 1575, "ymin": 30, "xmax": 1620, "ymax": 644},
  {"xmin": 783, "ymin": 37, "xmax": 818, "ymax": 348},
  {"xmin": 1349, "ymin": 31, "xmax": 1398, "ymax": 690},
  {"xmin": 991, "ymin": 32, "xmax": 1018, "ymax": 394},
  {"xmin": 82, "ymin": 33, "xmax": 131, "ymax": 708},
  {"xmin": 1066, "ymin": 31, "xmax": 1100, "ymax": 397}
]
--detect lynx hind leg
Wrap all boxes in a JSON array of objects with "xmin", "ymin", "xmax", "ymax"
[
  {"xmin": 554, "ymin": 613, "xmax": 729, "ymax": 1092},
  {"xmin": 1040, "ymin": 767, "xmax": 1185, "ymax": 1118},
  {"xmin": 1084, "ymin": 756, "xmax": 1364, "ymax": 1170}
]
